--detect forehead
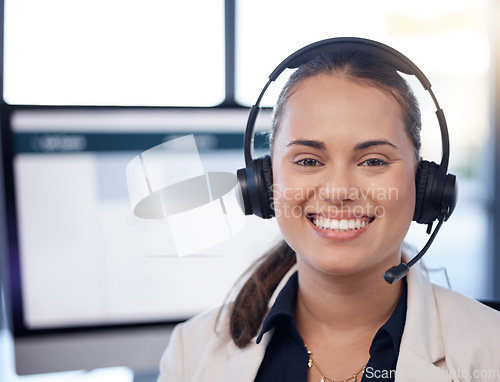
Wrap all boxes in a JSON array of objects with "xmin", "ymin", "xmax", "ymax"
[{"xmin": 278, "ymin": 74, "xmax": 407, "ymax": 145}]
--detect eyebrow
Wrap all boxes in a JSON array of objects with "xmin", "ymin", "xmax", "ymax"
[
  {"xmin": 286, "ymin": 138, "xmax": 397, "ymax": 151},
  {"xmin": 286, "ymin": 139, "xmax": 327, "ymax": 150},
  {"xmin": 354, "ymin": 139, "xmax": 397, "ymax": 151}
]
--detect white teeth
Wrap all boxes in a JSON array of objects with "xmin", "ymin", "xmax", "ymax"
[
  {"xmin": 312, "ymin": 217, "xmax": 371, "ymax": 231},
  {"xmin": 339, "ymin": 220, "xmax": 349, "ymax": 230}
]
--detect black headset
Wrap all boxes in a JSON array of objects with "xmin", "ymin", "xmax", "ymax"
[{"xmin": 236, "ymin": 37, "xmax": 457, "ymax": 283}]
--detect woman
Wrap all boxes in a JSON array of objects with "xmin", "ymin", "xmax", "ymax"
[{"xmin": 158, "ymin": 43, "xmax": 500, "ymax": 382}]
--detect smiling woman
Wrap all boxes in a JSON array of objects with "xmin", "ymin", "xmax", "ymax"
[{"xmin": 157, "ymin": 39, "xmax": 500, "ymax": 382}]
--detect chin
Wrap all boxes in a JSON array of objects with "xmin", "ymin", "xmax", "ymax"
[{"xmin": 296, "ymin": 240, "xmax": 403, "ymax": 280}]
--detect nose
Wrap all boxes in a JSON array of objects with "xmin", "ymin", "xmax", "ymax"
[{"xmin": 319, "ymin": 166, "xmax": 358, "ymax": 204}]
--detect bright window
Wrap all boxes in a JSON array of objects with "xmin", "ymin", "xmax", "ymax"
[{"xmin": 3, "ymin": 0, "xmax": 225, "ymax": 106}]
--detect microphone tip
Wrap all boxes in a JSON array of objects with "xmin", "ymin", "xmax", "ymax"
[{"xmin": 384, "ymin": 263, "xmax": 410, "ymax": 284}]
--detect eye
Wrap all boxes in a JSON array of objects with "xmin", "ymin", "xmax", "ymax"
[
  {"xmin": 295, "ymin": 158, "xmax": 323, "ymax": 167},
  {"xmin": 361, "ymin": 158, "xmax": 388, "ymax": 167}
]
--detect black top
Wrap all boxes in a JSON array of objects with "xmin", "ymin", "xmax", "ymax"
[{"xmin": 254, "ymin": 272, "xmax": 407, "ymax": 382}]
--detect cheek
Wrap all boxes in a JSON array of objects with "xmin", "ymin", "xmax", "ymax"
[
  {"xmin": 273, "ymin": 171, "xmax": 302, "ymax": 216},
  {"xmin": 373, "ymin": 171, "xmax": 416, "ymax": 218},
  {"xmin": 272, "ymin": 164, "xmax": 314, "ymax": 222}
]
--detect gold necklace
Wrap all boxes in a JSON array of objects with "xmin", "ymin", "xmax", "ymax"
[{"xmin": 305, "ymin": 345, "xmax": 367, "ymax": 382}]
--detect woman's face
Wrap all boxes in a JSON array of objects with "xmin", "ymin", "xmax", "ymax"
[{"xmin": 272, "ymin": 74, "xmax": 417, "ymax": 278}]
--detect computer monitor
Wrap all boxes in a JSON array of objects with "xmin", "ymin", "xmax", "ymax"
[{"xmin": 0, "ymin": 106, "xmax": 280, "ymax": 379}]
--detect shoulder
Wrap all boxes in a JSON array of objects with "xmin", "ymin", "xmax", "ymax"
[
  {"xmin": 407, "ymin": 263, "xmax": 500, "ymax": 330},
  {"xmin": 157, "ymin": 264, "xmax": 299, "ymax": 381},
  {"xmin": 175, "ymin": 304, "xmax": 233, "ymax": 345},
  {"xmin": 432, "ymin": 283, "xmax": 500, "ymax": 371},
  {"xmin": 432, "ymin": 283, "xmax": 500, "ymax": 327},
  {"xmin": 402, "ymin": 268, "xmax": 500, "ymax": 377},
  {"xmin": 158, "ymin": 305, "xmax": 234, "ymax": 381}
]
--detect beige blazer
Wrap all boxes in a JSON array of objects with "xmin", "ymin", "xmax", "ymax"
[{"xmin": 158, "ymin": 264, "xmax": 500, "ymax": 381}]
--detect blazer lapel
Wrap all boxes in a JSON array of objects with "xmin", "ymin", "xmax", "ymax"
[
  {"xmin": 397, "ymin": 266, "xmax": 451, "ymax": 382},
  {"xmin": 225, "ymin": 332, "xmax": 272, "ymax": 381},
  {"xmin": 396, "ymin": 349, "xmax": 452, "ymax": 382}
]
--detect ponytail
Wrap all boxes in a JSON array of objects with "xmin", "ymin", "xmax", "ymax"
[{"xmin": 229, "ymin": 240, "xmax": 296, "ymax": 348}]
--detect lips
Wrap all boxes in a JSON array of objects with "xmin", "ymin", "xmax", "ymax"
[{"xmin": 308, "ymin": 214, "xmax": 375, "ymax": 232}]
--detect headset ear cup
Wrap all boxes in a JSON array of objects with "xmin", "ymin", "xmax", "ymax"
[
  {"xmin": 259, "ymin": 156, "xmax": 275, "ymax": 218},
  {"xmin": 236, "ymin": 156, "xmax": 274, "ymax": 219},
  {"xmin": 442, "ymin": 173, "xmax": 457, "ymax": 221},
  {"xmin": 413, "ymin": 160, "xmax": 456, "ymax": 225},
  {"xmin": 413, "ymin": 160, "xmax": 431, "ymax": 224},
  {"xmin": 236, "ymin": 166, "xmax": 252, "ymax": 215}
]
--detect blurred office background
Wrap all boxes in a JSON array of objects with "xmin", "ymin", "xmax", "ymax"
[{"xmin": 1, "ymin": 0, "xmax": 499, "ymax": 381}]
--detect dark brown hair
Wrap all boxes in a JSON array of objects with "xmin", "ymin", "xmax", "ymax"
[
  {"xmin": 228, "ymin": 240, "xmax": 296, "ymax": 348},
  {"xmin": 229, "ymin": 50, "xmax": 422, "ymax": 348}
]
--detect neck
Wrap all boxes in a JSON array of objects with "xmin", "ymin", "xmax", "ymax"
[{"xmin": 295, "ymin": 258, "xmax": 403, "ymax": 337}]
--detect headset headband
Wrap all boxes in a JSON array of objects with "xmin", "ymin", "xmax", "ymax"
[{"xmin": 243, "ymin": 37, "xmax": 450, "ymax": 171}]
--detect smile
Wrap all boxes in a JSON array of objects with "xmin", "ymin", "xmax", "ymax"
[{"xmin": 310, "ymin": 216, "xmax": 375, "ymax": 231}]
